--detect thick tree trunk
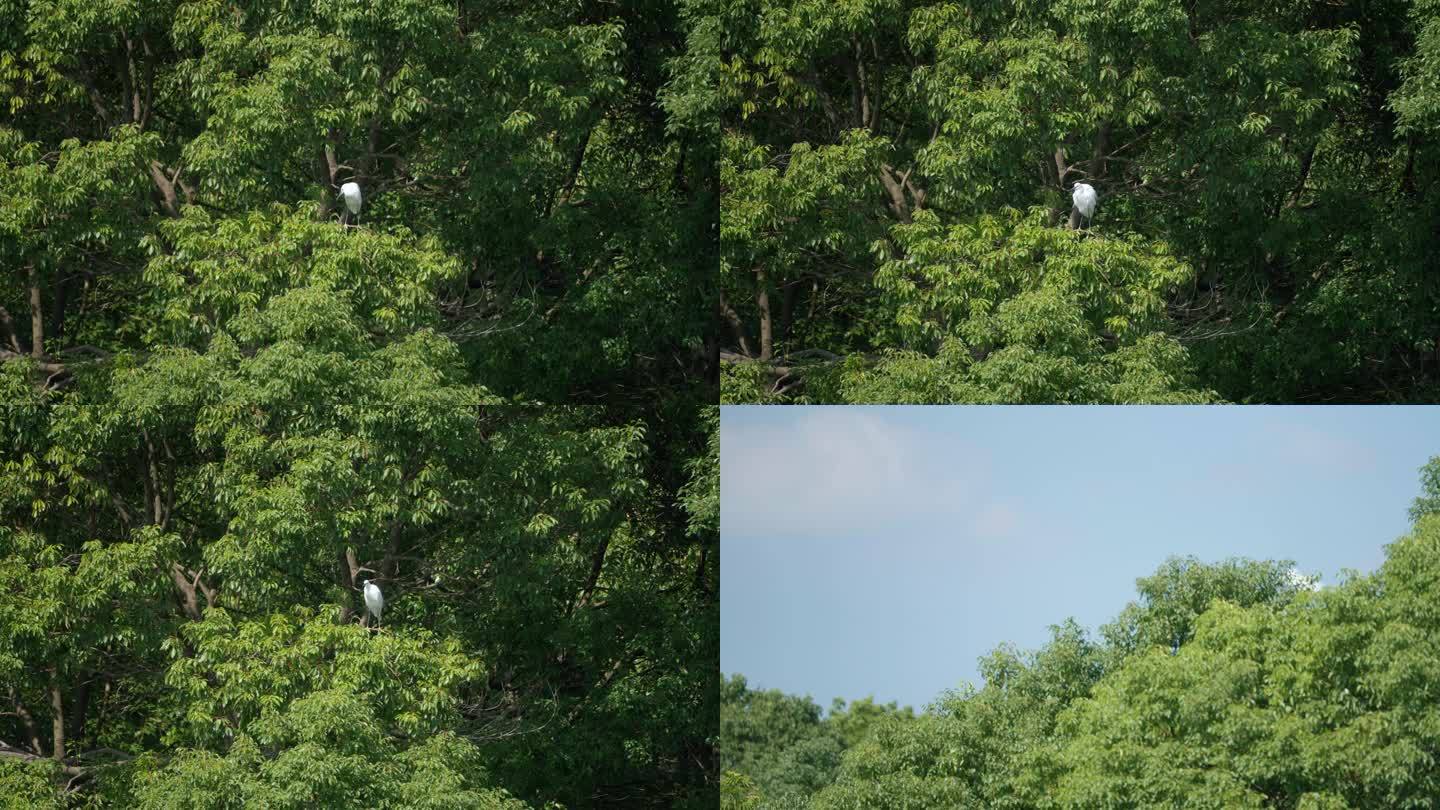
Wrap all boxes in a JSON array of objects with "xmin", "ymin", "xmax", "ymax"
[
  {"xmin": 572, "ymin": 534, "xmax": 611, "ymax": 616},
  {"xmin": 48, "ymin": 683, "xmax": 64, "ymax": 762},
  {"xmin": 1091, "ymin": 121, "xmax": 1110, "ymax": 181},
  {"xmin": 27, "ymin": 264, "xmax": 43, "ymax": 358},
  {"xmin": 170, "ymin": 563, "xmax": 202, "ymax": 621},
  {"xmin": 755, "ymin": 266, "xmax": 773, "ymax": 361},
  {"xmin": 1068, "ymin": 122, "xmax": 1110, "ymax": 230},
  {"xmin": 148, "ymin": 162, "xmax": 180, "ymax": 217},
  {"xmin": 780, "ymin": 279, "xmax": 799, "ymax": 348},
  {"xmin": 49, "ymin": 272, "xmax": 68, "ymax": 348},
  {"xmin": 718, "ymin": 292, "xmax": 754, "ymax": 358},
  {"xmin": 10, "ymin": 690, "xmax": 42, "ymax": 755},
  {"xmin": 879, "ymin": 165, "xmax": 915, "ymax": 224},
  {"xmin": 68, "ymin": 679, "xmax": 89, "ymax": 749},
  {"xmin": 0, "ymin": 306, "xmax": 21, "ymax": 353}
]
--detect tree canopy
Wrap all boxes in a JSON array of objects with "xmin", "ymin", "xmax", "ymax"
[
  {"xmin": 721, "ymin": 458, "xmax": 1440, "ymax": 808},
  {"xmin": 0, "ymin": 0, "xmax": 717, "ymax": 806},
  {"xmin": 721, "ymin": 0, "xmax": 1440, "ymax": 403}
]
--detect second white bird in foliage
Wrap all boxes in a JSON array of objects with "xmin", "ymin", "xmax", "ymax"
[
  {"xmin": 340, "ymin": 182, "xmax": 362, "ymax": 216},
  {"xmin": 1071, "ymin": 182, "xmax": 1097, "ymax": 227},
  {"xmin": 362, "ymin": 578, "xmax": 384, "ymax": 622},
  {"xmin": 1286, "ymin": 568, "xmax": 1322, "ymax": 592}
]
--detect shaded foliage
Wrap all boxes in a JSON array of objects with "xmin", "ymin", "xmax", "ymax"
[
  {"xmin": 721, "ymin": 0, "xmax": 1440, "ymax": 403},
  {"xmin": 0, "ymin": 0, "xmax": 717, "ymax": 806}
]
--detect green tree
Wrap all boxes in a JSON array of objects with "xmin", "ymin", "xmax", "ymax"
[
  {"xmin": 0, "ymin": 2, "xmax": 718, "ymax": 805},
  {"xmin": 721, "ymin": 0, "xmax": 1440, "ymax": 403},
  {"xmin": 721, "ymin": 675, "xmax": 840, "ymax": 806},
  {"xmin": 727, "ymin": 463, "xmax": 1440, "ymax": 807},
  {"xmin": 1408, "ymin": 455, "xmax": 1440, "ymax": 522},
  {"xmin": 722, "ymin": 769, "xmax": 764, "ymax": 810},
  {"xmin": 1099, "ymin": 556, "xmax": 1310, "ymax": 659}
]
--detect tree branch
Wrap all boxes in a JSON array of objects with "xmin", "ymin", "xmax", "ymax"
[
  {"xmin": 48, "ymin": 680, "xmax": 64, "ymax": 762},
  {"xmin": 717, "ymin": 291, "xmax": 754, "ymax": 357},
  {"xmin": 0, "ymin": 349, "xmax": 67, "ymax": 375},
  {"xmin": 27, "ymin": 264, "xmax": 44, "ymax": 358},
  {"xmin": 0, "ymin": 306, "xmax": 22, "ymax": 353},
  {"xmin": 59, "ymin": 67, "xmax": 112, "ymax": 128},
  {"xmin": 148, "ymin": 161, "xmax": 181, "ymax": 217},
  {"xmin": 754, "ymin": 266, "xmax": 773, "ymax": 361},
  {"xmin": 170, "ymin": 562, "xmax": 201, "ymax": 620},
  {"xmin": 1283, "ymin": 142, "xmax": 1317, "ymax": 211},
  {"xmin": 139, "ymin": 34, "xmax": 156, "ymax": 130},
  {"xmin": 879, "ymin": 164, "xmax": 917, "ymax": 223},
  {"xmin": 545, "ymin": 121, "xmax": 595, "ymax": 218},
  {"xmin": 572, "ymin": 533, "xmax": 611, "ymax": 615},
  {"xmin": 10, "ymin": 690, "xmax": 42, "ymax": 755},
  {"xmin": 67, "ymin": 677, "xmax": 89, "ymax": 749},
  {"xmin": 1069, "ymin": 121, "xmax": 1109, "ymax": 230},
  {"xmin": 143, "ymin": 429, "xmax": 165, "ymax": 527},
  {"xmin": 122, "ymin": 32, "xmax": 142, "ymax": 125}
]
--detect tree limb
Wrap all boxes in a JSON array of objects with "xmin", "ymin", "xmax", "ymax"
[
  {"xmin": 718, "ymin": 291, "xmax": 754, "ymax": 357},
  {"xmin": 754, "ymin": 266, "xmax": 773, "ymax": 361},
  {"xmin": 48, "ymin": 679, "xmax": 64, "ymax": 762},
  {"xmin": 545, "ymin": 120, "xmax": 596, "ymax": 218},
  {"xmin": 879, "ymin": 164, "xmax": 922, "ymax": 223},
  {"xmin": 142, "ymin": 429, "xmax": 166, "ymax": 527},
  {"xmin": 27, "ymin": 264, "xmax": 44, "ymax": 357},
  {"xmin": 0, "ymin": 349, "xmax": 68, "ymax": 376},
  {"xmin": 1283, "ymin": 142, "xmax": 1317, "ymax": 211},
  {"xmin": 148, "ymin": 161, "xmax": 180, "ymax": 217},
  {"xmin": 0, "ymin": 306, "xmax": 22, "ymax": 353},
  {"xmin": 572, "ymin": 533, "xmax": 611, "ymax": 616},
  {"xmin": 9, "ymin": 690, "xmax": 42, "ymax": 755}
]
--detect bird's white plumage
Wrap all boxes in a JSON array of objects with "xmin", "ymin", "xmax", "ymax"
[
  {"xmin": 340, "ymin": 182, "xmax": 363, "ymax": 215},
  {"xmin": 363, "ymin": 579, "xmax": 384, "ymax": 621},
  {"xmin": 1286, "ymin": 568, "xmax": 1322, "ymax": 592},
  {"xmin": 1071, "ymin": 183, "xmax": 1097, "ymax": 220}
]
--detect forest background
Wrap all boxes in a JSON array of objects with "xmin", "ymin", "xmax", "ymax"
[
  {"xmin": 721, "ymin": 0, "xmax": 1440, "ymax": 404},
  {"xmin": 0, "ymin": 0, "xmax": 718, "ymax": 807}
]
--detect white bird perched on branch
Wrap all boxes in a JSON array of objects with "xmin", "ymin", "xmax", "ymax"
[
  {"xmin": 362, "ymin": 578, "xmax": 384, "ymax": 624},
  {"xmin": 339, "ymin": 181, "xmax": 362, "ymax": 226},
  {"xmin": 1071, "ymin": 182, "xmax": 1097, "ymax": 229},
  {"xmin": 1286, "ymin": 568, "xmax": 1322, "ymax": 592}
]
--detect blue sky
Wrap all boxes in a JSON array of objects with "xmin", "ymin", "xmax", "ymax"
[{"xmin": 720, "ymin": 406, "xmax": 1440, "ymax": 713}]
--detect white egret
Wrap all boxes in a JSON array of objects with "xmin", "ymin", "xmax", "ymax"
[
  {"xmin": 1286, "ymin": 568, "xmax": 1322, "ymax": 592},
  {"xmin": 1071, "ymin": 182, "xmax": 1097, "ymax": 229},
  {"xmin": 339, "ymin": 181, "xmax": 362, "ymax": 226},
  {"xmin": 362, "ymin": 578, "xmax": 384, "ymax": 624}
]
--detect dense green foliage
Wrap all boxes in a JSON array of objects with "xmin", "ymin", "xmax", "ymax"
[
  {"xmin": 720, "ymin": 676, "xmax": 911, "ymax": 808},
  {"xmin": 721, "ymin": 462, "xmax": 1440, "ymax": 807},
  {"xmin": 0, "ymin": 0, "xmax": 716, "ymax": 806},
  {"xmin": 721, "ymin": 0, "xmax": 1440, "ymax": 403}
]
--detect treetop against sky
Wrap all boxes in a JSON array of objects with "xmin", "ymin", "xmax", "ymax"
[{"xmin": 721, "ymin": 405, "xmax": 1440, "ymax": 709}]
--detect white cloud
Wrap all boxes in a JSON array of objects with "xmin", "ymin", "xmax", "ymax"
[
  {"xmin": 972, "ymin": 500, "xmax": 1024, "ymax": 539},
  {"xmin": 1203, "ymin": 420, "xmax": 1380, "ymax": 493},
  {"xmin": 721, "ymin": 409, "xmax": 1017, "ymax": 539},
  {"xmin": 1270, "ymin": 422, "xmax": 1379, "ymax": 474}
]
